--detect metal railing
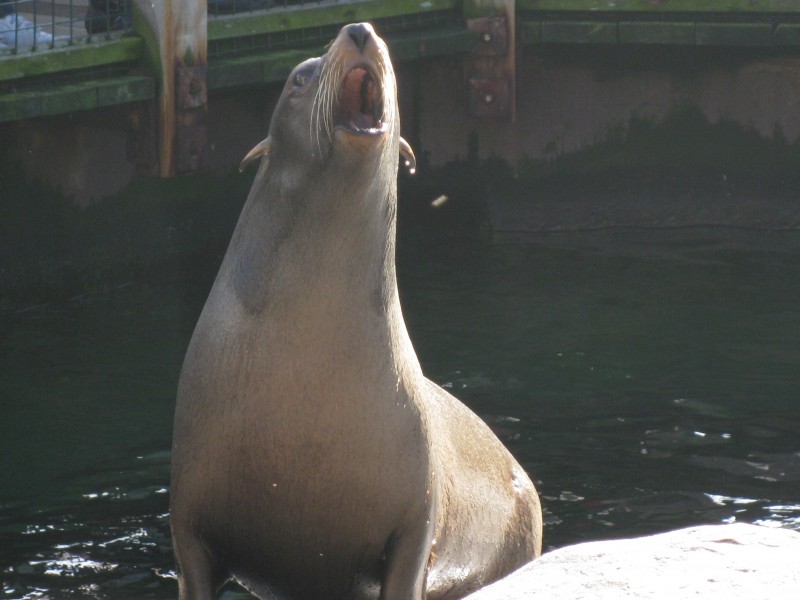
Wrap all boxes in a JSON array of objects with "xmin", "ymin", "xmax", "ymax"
[
  {"xmin": 208, "ymin": 0, "xmax": 335, "ymax": 18},
  {"xmin": 0, "ymin": 0, "xmax": 132, "ymax": 55}
]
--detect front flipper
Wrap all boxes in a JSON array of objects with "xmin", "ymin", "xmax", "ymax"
[
  {"xmin": 174, "ymin": 532, "xmax": 226, "ymax": 600},
  {"xmin": 380, "ymin": 491, "xmax": 437, "ymax": 600}
]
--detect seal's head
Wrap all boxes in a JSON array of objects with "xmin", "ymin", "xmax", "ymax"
[
  {"xmin": 319, "ymin": 22, "xmax": 395, "ymax": 153},
  {"xmin": 240, "ymin": 22, "xmax": 415, "ymax": 178}
]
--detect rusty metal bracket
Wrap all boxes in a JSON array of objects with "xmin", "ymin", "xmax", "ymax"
[
  {"xmin": 467, "ymin": 15, "xmax": 509, "ymax": 56},
  {"xmin": 463, "ymin": 3, "xmax": 516, "ymax": 121},
  {"xmin": 468, "ymin": 77, "xmax": 511, "ymax": 118},
  {"xmin": 174, "ymin": 64, "xmax": 208, "ymax": 173},
  {"xmin": 177, "ymin": 64, "xmax": 208, "ymax": 109}
]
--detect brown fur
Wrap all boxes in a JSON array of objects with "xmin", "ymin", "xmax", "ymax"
[{"xmin": 170, "ymin": 22, "xmax": 542, "ymax": 600}]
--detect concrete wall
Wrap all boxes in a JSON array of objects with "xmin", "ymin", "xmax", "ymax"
[
  {"xmin": 7, "ymin": 107, "xmax": 136, "ymax": 206},
  {"xmin": 5, "ymin": 46, "xmax": 800, "ymax": 206},
  {"xmin": 409, "ymin": 47, "xmax": 800, "ymax": 167}
]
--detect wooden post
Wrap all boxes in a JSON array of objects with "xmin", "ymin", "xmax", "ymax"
[{"xmin": 131, "ymin": 0, "xmax": 207, "ymax": 176}]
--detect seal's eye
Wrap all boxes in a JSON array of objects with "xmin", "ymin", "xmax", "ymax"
[{"xmin": 290, "ymin": 69, "xmax": 313, "ymax": 93}]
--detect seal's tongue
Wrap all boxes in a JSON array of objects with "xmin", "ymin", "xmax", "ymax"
[{"xmin": 338, "ymin": 67, "xmax": 384, "ymax": 134}]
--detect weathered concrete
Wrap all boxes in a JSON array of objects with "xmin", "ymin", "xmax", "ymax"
[
  {"xmin": 209, "ymin": 48, "xmax": 800, "ymax": 175},
  {"xmin": 412, "ymin": 50, "xmax": 800, "ymax": 166},
  {"xmin": 8, "ymin": 107, "xmax": 135, "ymax": 206},
  {"xmin": 6, "ymin": 45, "xmax": 800, "ymax": 208},
  {"xmin": 464, "ymin": 523, "xmax": 800, "ymax": 600}
]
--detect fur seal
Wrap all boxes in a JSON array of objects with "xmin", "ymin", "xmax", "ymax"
[{"xmin": 170, "ymin": 22, "xmax": 542, "ymax": 600}]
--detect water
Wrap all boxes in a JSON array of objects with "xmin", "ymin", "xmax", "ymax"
[{"xmin": 2, "ymin": 226, "xmax": 799, "ymax": 599}]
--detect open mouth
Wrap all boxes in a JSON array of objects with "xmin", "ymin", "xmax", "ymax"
[{"xmin": 335, "ymin": 66, "xmax": 386, "ymax": 136}]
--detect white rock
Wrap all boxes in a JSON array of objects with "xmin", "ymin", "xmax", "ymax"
[{"xmin": 465, "ymin": 524, "xmax": 800, "ymax": 600}]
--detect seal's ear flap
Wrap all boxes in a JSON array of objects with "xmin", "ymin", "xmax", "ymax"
[
  {"xmin": 399, "ymin": 137, "xmax": 416, "ymax": 175},
  {"xmin": 239, "ymin": 137, "xmax": 273, "ymax": 172}
]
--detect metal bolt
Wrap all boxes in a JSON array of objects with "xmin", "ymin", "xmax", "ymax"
[
  {"xmin": 484, "ymin": 93, "xmax": 494, "ymax": 104},
  {"xmin": 483, "ymin": 32, "xmax": 492, "ymax": 43}
]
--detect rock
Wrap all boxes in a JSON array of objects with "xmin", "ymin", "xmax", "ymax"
[{"xmin": 465, "ymin": 524, "xmax": 800, "ymax": 599}]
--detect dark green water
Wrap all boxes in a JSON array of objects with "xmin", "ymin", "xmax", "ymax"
[{"xmin": 2, "ymin": 227, "xmax": 799, "ymax": 599}]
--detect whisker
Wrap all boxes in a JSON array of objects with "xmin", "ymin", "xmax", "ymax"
[
  {"xmin": 306, "ymin": 32, "xmax": 400, "ymax": 164},
  {"xmin": 310, "ymin": 71, "xmax": 321, "ymax": 156}
]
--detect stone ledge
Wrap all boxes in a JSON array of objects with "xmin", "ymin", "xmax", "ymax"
[{"xmin": 465, "ymin": 524, "xmax": 800, "ymax": 599}]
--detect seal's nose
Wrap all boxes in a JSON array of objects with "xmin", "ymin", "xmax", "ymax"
[{"xmin": 347, "ymin": 23, "xmax": 373, "ymax": 53}]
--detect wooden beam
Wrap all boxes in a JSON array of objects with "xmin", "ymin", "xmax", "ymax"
[
  {"xmin": 0, "ymin": 36, "xmax": 143, "ymax": 83},
  {"xmin": 618, "ymin": 22, "xmax": 695, "ymax": 45},
  {"xmin": 208, "ymin": 0, "xmax": 458, "ymax": 42},
  {"xmin": 522, "ymin": 18, "xmax": 800, "ymax": 46},
  {"xmin": 541, "ymin": 21, "xmax": 617, "ymax": 44},
  {"xmin": 207, "ymin": 26, "xmax": 478, "ymax": 90},
  {"xmin": 132, "ymin": 0, "xmax": 208, "ymax": 176},
  {"xmin": 696, "ymin": 23, "xmax": 774, "ymax": 46},
  {"xmin": 0, "ymin": 74, "xmax": 154, "ymax": 123},
  {"xmin": 517, "ymin": 0, "xmax": 800, "ymax": 13},
  {"xmin": 387, "ymin": 26, "xmax": 478, "ymax": 62}
]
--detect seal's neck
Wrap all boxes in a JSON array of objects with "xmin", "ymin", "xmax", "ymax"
[{"xmin": 225, "ymin": 147, "xmax": 401, "ymax": 328}]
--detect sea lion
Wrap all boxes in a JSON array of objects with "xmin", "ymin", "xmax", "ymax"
[{"xmin": 170, "ymin": 22, "xmax": 542, "ymax": 600}]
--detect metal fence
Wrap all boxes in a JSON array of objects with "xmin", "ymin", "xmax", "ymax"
[
  {"xmin": 0, "ymin": 1, "xmax": 457, "ymax": 57},
  {"xmin": 0, "ymin": 0, "xmax": 132, "ymax": 54},
  {"xmin": 208, "ymin": 0, "xmax": 337, "ymax": 18},
  {"xmin": 0, "ymin": 1, "xmax": 362, "ymax": 55}
]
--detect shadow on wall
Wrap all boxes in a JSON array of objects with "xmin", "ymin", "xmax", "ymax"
[{"xmin": 4, "ymin": 100, "xmax": 800, "ymax": 310}]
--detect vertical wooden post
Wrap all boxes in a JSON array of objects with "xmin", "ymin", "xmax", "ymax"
[
  {"xmin": 464, "ymin": 0, "xmax": 516, "ymax": 122},
  {"xmin": 131, "ymin": 0, "xmax": 207, "ymax": 176}
]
